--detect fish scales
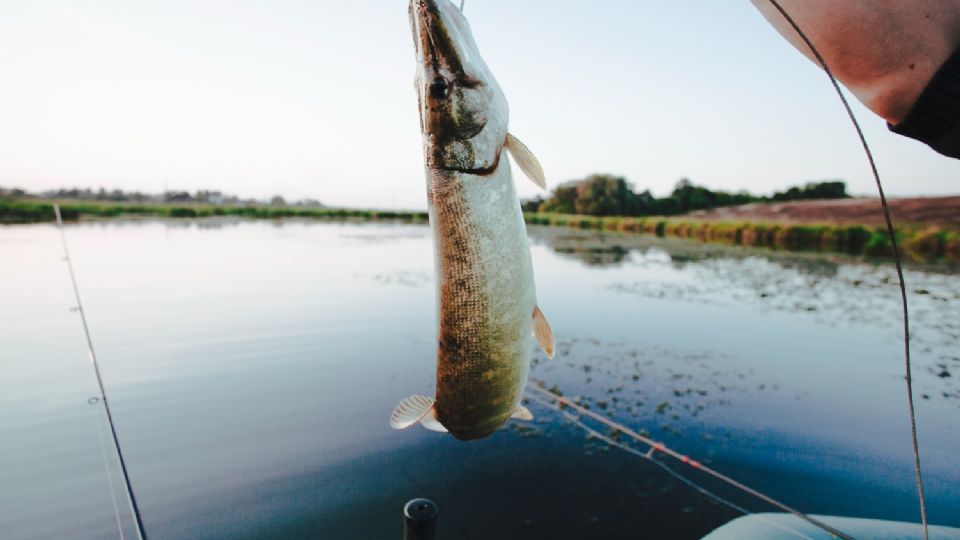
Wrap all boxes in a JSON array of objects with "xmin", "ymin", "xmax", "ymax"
[{"xmin": 429, "ymin": 164, "xmax": 535, "ymax": 439}]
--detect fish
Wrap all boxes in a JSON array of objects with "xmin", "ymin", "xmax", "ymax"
[{"xmin": 390, "ymin": 0, "xmax": 555, "ymax": 441}]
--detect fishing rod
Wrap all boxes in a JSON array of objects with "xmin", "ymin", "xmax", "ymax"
[
  {"xmin": 526, "ymin": 384, "xmax": 856, "ymax": 540},
  {"xmin": 763, "ymin": 2, "xmax": 928, "ymax": 538},
  {"xmin": 524, "ymin": 391, "xmax": 821, "ymax": 540},
  {"xmin": 54, "ymin": 205, "xmax": 149, "ymax": 540},
  {"xmin": 90, "ymin": 396, "xmax": 127, "ymax": 540}
]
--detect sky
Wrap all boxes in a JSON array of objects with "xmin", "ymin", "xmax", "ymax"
[{"xmin": 0, "ymin": 0, "xmax": 957, "ymax": 210}]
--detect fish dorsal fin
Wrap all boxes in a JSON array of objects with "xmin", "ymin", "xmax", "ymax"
[
  {"xmin": 390, "ymin": 395, "xmax": 435, "ymax": 430},
  {"xmin": 532, "ymin": 305, "xmax": 555, "ymax": 359},
  {"xmin": 511, "ymin": 405, "xmax": 534, "ymax": 421},
  {"xmin": 505, "ymin": 133, "xmax": 547, "ymax": 191}
]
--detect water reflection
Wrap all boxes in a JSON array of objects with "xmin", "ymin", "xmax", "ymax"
[
  {"xmin": 531, "ymin": 226, "xmax": 959, "ymax": 409},
  {"xmin": 532, "ymin": 225, "xmax": 958, "ymax": 276},
  {"xmin": 1, "ymin": 219, "xmax": 958, "ymax": 539}
]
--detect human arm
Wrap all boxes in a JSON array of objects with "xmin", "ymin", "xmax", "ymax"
[{"xmin": 751, "ymin": 0, "xmax": 960, "ymax": 125}]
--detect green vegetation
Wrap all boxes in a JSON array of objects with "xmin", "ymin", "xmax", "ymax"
[
  {"xmin": 0, "ymin": 198, "xmax": 427, "ymax": 224},
  {"xmin": 523, "ymin": 212, "xmax": 960, "ymax": 262},
  {"xmin": 520, "ymin": 174, "xmax": 958, "ymax": 261},
  {"xmin": 771, "ymin": 181, "xmax": 848, "ymax": 202},
  {"xmin": 529, "ymin": 176, "xmax": 849, "ymax": 217},
  {"xmin": 2, "ymin": 180, "xmax": 956, "ymax": 263}
]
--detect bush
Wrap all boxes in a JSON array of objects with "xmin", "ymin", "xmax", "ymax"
[
  {"xmin": 863, "ymin": 231, "xmax": 893, "ymax": 257},
  {"xmin": 168, "ymin": 207, "xmax": 197, "ymax": 218},
  {"xmin": 843, "ymin": 226, "xmax": 873, "ymax": 254},
  {"xmin": 781, "ymin": 225, "xmax": 828, "ymax": 251},
  {"xmin": 707, "ymin": 222, "xmax": 739, "ymax": 244},
  {"xmin": 762, "ymin": 225, "xmax": 781, "ymax": 248},
  {"xmin": 904, "ymin": 229, "xmax": 945, "ymax": 260},
  {"xmin": 0, "ymin": 200, "xmax": 54, "ymax": 222},
  {"xmin": 654, "ymin": 221, "xmax": 667, "ymax": 237},
  {"xmin": 945, "ymin": 232, "xmax": 960, "ymax": 261}
]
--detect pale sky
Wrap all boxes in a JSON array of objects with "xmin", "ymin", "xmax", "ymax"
[{"xmin": 0, "ymin": 0, "xmax": 957, "ymax": 210}]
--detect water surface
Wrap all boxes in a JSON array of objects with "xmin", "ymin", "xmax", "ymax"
[{"xmin": 1, "ymin": 219, "xmax": 957, "ymax": 539}]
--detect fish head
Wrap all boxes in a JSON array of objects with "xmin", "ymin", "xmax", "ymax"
[{"xmin": 409, "ymin": 0, "xmax": 508, "ymax": 172}]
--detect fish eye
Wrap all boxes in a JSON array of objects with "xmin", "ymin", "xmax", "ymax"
[{"xmin": 430, "ymin": 77, "xmax": 450, "ymax": 99}]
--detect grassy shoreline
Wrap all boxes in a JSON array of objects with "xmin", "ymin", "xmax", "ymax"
[
  {"xmin": 0, "ymin": 198, "xmax": 428, "ymax": 224},
  {"xmin": 526, "ymin": 212, "xmax": 960, "ymax": 262},
  {"xmin": 2, "ymin": 198, "xmax": 957, "ymax": 261}
]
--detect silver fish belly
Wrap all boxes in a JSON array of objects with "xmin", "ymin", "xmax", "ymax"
[{"xmin": 429, "ymin": 162, "xmax": 536, "ymax": 440}]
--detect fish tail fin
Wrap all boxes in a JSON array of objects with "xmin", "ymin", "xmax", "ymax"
[{"xmin": 390, "ymin": 395, "xmax": 448, "ymax": 433}]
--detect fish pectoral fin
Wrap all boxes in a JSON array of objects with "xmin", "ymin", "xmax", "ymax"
[
  {"xmin": 390, "ymin": 395, "xmax": 435, "ymax": 430},
  {"xmin": 532, "ymin": 305, "xmax": 555, "ymax": 359},
  {"xmin": 511, "ymin": 405, "xmax": 534, "ymax": 421},
  {"xmin": 505, "ymin": 133, "xmax": 547, "ymax": 191},
  {"xmin": 390, "ymin": 395, "xmax": 449, "ymax": 433}
]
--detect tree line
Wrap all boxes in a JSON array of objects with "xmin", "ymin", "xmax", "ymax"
[
  {"xmin": 522, "ymin": 175, "xmax": 849, "ymax": 217},
  {"xmin": 0, "ymin": 186, "xmax": 323, "ymax": 208}
]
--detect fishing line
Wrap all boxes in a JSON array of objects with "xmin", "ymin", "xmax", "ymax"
[
  {"xmin": 523, "ymin": 392, "xmax": 750, "ymax": 515},
  {"xmin": 525, "ymin": 384, "xmax": 857, "ymax": 540},
  {"xmin": 89, "ymin": 397, "xmax": 126, "ymax": 540},
  {"xmin": 525, "ymin": 394, "xmax": 819, "ymax": 540},
  {"xmin": 54, "ymin": 205, "xmax": 149, "ymax": 540},
  {"xmin": 763, "ymin": 2, "xmax": 928, "ymax": 538},
  {"xmin": 561, "ymin": 424, "xmax": 814, "ymax": 540}
]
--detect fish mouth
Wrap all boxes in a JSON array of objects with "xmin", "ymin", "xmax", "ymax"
[
  {"xmin": 409, "ymin": 0, "xmax": 473, "ymax": 80},
  {"xmin": 409, "ymin": 0, "xmax": 504, "ymax": 171}
]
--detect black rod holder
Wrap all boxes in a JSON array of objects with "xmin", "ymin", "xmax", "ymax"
[{"xmin": 403, "ymin": 498, "xmax": 437, "ymax": 540}]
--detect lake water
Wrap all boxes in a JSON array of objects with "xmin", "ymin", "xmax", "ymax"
[{"xmin": 1, "ymin": 219, "xmax": 958, "ymax": 539}]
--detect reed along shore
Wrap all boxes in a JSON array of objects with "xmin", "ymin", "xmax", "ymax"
[
  {"xmin": 2, "ymin": 198, "xmax": 957, "ymax": 262},
  {"xmin": 0, "ymin": 199, "xmax": 428, "ymax": 224},
  {"xmin": 526, "ymin": 212, "xmax": 960, "ymax": 262}
]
